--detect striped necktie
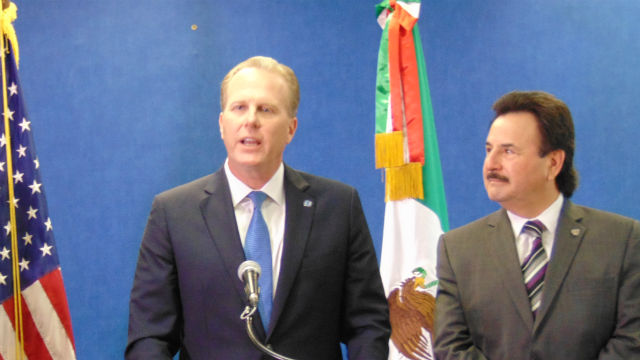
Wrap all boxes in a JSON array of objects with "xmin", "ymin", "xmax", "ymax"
[
  {"xmin": 244, "ymin": 191, "xmax": 273, "ymax": 330},
  {"xmin": 521, "ymin": 220, "xmax": 548, "ymax": 318}
]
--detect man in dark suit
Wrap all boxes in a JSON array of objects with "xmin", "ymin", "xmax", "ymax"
[
  {"xmin": 125, "ymin": 56, "xmax": 390, "ymax": 359},
  {"xmin": 434, "ymin": 91, "xmax": 640, "ymax": 359}
]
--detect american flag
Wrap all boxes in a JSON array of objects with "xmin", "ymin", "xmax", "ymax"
[{"xmin": 0, "ymin": 36, "xmax": 76, "ymax": 358}]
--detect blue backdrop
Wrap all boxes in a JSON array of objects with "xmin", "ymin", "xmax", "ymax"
[{"xmin": 10, "ymin": 1, "xmax": 640, "ymax": 358}]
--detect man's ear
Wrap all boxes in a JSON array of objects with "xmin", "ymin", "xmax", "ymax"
[
  {"xmin": 547, "ymin": 149, "xmax": 566, "ymax": 180},
  {"xmin": 287, "ymin": 117, "xmax": 298, "ymax": 143},
  {"xmin": 218, "ymin": 112, "xmax": 224, "ymax": 139}
]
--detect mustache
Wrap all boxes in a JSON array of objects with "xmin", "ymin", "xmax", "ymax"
[{"xmin": 486, "ymin": 172, "xmax": 509, "ymax": 182}]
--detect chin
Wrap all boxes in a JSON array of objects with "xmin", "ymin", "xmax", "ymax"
[
  {"xmin": 228, "ymin": 159, "xmax": 261, "ymax": 173},
  {"xmin": 486, "ymin": 191, "xmax": 506, "ymax": 204},
  {"xmin": 233, "ymin": 153, "xmax": 263, "ymax": 164}
]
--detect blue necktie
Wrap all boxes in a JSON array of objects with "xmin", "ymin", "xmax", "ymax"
[{"xmin": 244, "ymin": 191, "xmax": 273, "ymax": 330}]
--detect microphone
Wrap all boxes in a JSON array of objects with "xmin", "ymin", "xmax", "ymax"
[
  {"xmin": 237, "ymin": 260, "xmax": 261, "ymax": 308},
  {"xmin": 237, "ymin": 261, "xmax": 297, "ymax": 360}
]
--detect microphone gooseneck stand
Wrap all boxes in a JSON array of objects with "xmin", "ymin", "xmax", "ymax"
[{"xmin": 240, "ymin": 306, "xmax": 297, "ymax": 360}]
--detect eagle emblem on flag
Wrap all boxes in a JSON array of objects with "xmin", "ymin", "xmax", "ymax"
[{"xmin": 387, "ymin": 267, "xmax": 437, "ymax": 360}]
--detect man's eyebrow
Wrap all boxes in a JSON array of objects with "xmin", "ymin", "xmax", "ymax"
[{"xmin": 485, "ymin": 142, "xmax": 516, "ymax": 148}]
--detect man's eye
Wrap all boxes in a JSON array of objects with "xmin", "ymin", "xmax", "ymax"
[
  {"xmin": 232, "ymin": 104, "xmax": 246, "ymax": 111},
  {"xmin": 259, "ymin": 106, "xmax": 272, "ymax": 113}
]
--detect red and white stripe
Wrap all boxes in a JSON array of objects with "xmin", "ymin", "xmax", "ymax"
[{"xmin": 0, "ymin": 268, "xmax": 76, "ymax": 360}]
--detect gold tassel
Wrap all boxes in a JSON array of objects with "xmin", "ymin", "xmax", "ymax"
[
  {"xmin": 1, "ymin": 2, "xmax": 18, "ymax": 67},
  {"xmin": 385, "ymin": 162, "xmax": 424, "ymax": 201},
  {"xmin": 375, "ymin": 131, "xmax": 404, "ymax": 169}
]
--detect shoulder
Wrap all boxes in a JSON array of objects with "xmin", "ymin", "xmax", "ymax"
[
  {"xmin": 438, "ymin": 209, "xmax": 510, "ymax": 261},
  {"xmin": 565, "ymin": 202, "xmax": 639, "ymax": 235},
  {"xmin": 572, "ymin": 203, "xmax": 635, "ymax": 221},
  {"xmin": 443, "ymin": 209, "xmax": 504, "ymax": 242},
  {"xmin": 283, "ymin": 166, "xmax": 364, "ymax": 216},
  {"xmin": 285, "ymin": 166, "xmax": 356, "ymax": 196},
  {"xmin": 153, "ymin": 171, "xmax": 221, "ymax": 205}
]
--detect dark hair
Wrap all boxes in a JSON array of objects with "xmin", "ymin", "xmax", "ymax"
[{"xmin": 492, "ymin": 91, "xmax": 579, "ymax": 197}]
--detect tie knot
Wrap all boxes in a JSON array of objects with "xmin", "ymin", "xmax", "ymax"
[
  {"xmin": 248, "ymin": 191, "xmax": 267, "ymax": 209},
  {"xmin": 522, "ymin": 220, "xmax": 545, "ymax": 237}
]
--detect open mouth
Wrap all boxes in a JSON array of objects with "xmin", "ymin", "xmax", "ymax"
[{"xmin": 241, "ymin": 137, "xmax": 261, "ymax": 146}]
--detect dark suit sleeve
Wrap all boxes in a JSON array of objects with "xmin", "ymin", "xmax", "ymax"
[
  {"xmin": 598, "ymin": 219, "xmax": 640, "ymax": 359},
  {"xmin": 434, "ymin": 234, "xmax": 488, "ymax": 360},
  {"xmin": 125, "ymin": 196, "xmax": 182, "ymax": 359},
  {"xmin": 341, "ymin": 189, "xmax": 391, "ymax": 359}
]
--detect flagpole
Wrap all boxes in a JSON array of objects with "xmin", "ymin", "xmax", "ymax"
[{"xmin": 1, "ymin": 1, "xmax": 25, "ymax": 358}]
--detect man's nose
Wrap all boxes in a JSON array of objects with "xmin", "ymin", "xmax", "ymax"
[
  {"xmin": 484, "ymin": 150, "xmax": 500, "ymax": 170},
  {"xmin": 245, "ymin": 107, "xmax": 259, "ymax": 127}
]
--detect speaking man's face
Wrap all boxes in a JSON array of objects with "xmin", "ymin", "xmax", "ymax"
[{"xmin": 219, "ymin": 67, "xmax": 297, "ymax": 182}]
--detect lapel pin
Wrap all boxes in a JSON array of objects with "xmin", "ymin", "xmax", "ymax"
[
  {"xmin": 571, "ymin": 228, "xmax": 580, "ymax": 236},
  {"xmin": 303, "ymin": 200, "xmax": 313, "ymax": 207}
]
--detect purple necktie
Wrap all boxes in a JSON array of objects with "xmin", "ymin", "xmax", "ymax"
[{"xmin": 521, "ymin": 220, "xmax": 547, "ymax": 318}]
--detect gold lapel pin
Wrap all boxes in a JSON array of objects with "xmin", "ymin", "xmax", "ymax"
[{"xmin": 571, "ymin": 228, "xmax": 580, "ymax": 236}]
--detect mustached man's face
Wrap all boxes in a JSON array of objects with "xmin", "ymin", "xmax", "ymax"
[{"xmin": 483, "ymin": 111, "xmax": 562, "ymax": 217}]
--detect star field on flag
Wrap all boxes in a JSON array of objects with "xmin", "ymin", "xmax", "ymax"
[{"xmin": 0, "ymin": 35, "xmax": 76, "ymax": 359}]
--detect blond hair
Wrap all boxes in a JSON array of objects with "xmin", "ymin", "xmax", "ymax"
[{"xmin": 220, "ymin": 56, "xmax": 300, "ymax": 117}]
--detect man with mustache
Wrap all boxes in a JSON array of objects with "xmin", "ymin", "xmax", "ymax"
[
  {"xmin": 126, "ymin": 56, "xmax": 390, "ymax": 359},
  {"xmin": 434, "ymin": 91, "xmax": 640, "ymax": 359}
]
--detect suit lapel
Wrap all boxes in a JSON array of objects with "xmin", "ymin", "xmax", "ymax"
[
  {"xmin": 199, "ymin": 169, "xmax": 248, "ymax": 309},
  {"xmin": 534, "ymin": 201, "xmax": 585, "ymax": 330},
  {"xmin": 487, "ymin": 210, "xmax": 535, "ymax": 328},
  {"xmin": 267, "ymin": 166, "xmax": 313, "ymax": 337}
]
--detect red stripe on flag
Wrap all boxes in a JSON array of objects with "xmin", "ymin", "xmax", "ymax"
[
  {"xmin": 3, "ymin": 294, "xmax": 54, "ymax": 360},
  {"xmin": 19, "ymin": 295, "xmax": 54, "ymax": 360},
  {"xmin": 39, "ymin": 269, "xmax": 75, "ymax": 349},
  {"xmin": 387, "ymin": 0, "xmax": 425, "ymax": 164},
  {"xmin": 388, "ymin": 5, "xmax": 403, "ymax": 134},
  {"xmin": 397, "ymin": 19, "xmax": 424, "ymax": 164}
]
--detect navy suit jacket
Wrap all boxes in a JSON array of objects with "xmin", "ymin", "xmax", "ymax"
[
  {"xmin": 126, "ymin": 165, "xmax": 390, "ymax": 359},
  {"xmin": 434, "ymin": 201, "xmax": 640, "ymax": 360}
]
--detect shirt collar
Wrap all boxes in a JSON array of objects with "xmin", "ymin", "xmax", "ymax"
[
  {"xmin": 507, "ymin": 194, "xmax": 564, "ymax": 237},
  {"xmin": 224, "ymin": 159, "xmax": 285, "ymax": 206}
]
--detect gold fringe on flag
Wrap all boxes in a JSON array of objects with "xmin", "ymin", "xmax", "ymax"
[
  {"xmin": 385, "ymin": 162, "xmax": 424, "ymax": 201},
  {"xmin": 375, "ymin": 131, "xmax": 404, "ymax": 169}
]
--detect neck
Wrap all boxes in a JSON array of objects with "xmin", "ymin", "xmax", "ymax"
[
  {"xmin": 228, "ymin": 163, "xmax": 279, "ymax": 190},
  {"xmin": 503, "ymin": 189, "xmax": 561, "ymax": 219}
]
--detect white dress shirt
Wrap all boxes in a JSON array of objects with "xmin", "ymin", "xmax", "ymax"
[
  {"xmin": 507, "ymin": 194, "xmax": 564, "ymax": 264},
  {"xmin": 224, "ymin": 160, "xmax": 286, "ymax": 298}
]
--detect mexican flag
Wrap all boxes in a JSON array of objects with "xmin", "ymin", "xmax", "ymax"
[{"xmin": 375, "ymin": 1, "xmax": 449, "ymax": 359}]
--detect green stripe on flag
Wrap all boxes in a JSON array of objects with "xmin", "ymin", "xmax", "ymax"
[
  {"xmin": 375, "ymin": 19, "xmax": 390, "ymax": 135},
  {"xmin": 413, "ymin": 26, "xmax": 449, "ymax": 231}
]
